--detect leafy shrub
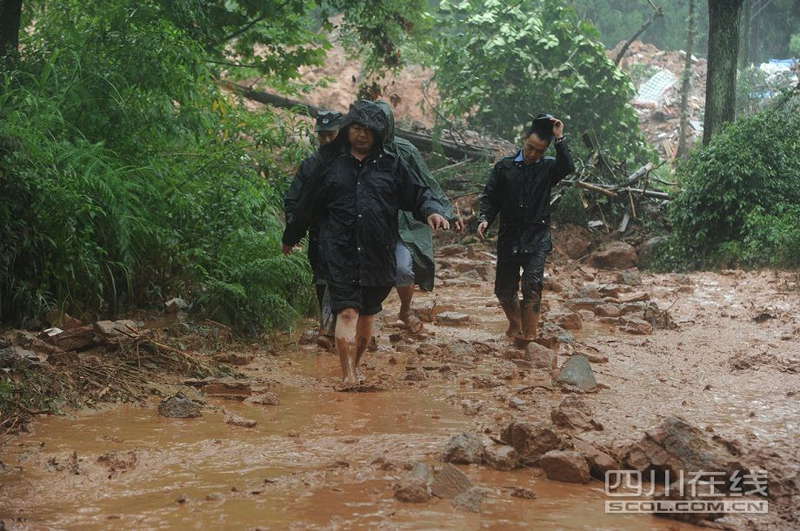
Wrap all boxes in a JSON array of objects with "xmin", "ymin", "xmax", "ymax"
[
  {"xmin": 424, "ymin": 0, "xmax": 650, "ymax": 164},
  {"xmin": 0, "ymin": 1, "xmax": 314, "ymax": 333},
  {"xmin": 666, "ymin": 92, "xmax": 800, "ymax": 269}
]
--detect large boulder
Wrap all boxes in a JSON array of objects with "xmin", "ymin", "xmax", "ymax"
[
  {"xmin": 443, "ymin": 433, "xmax": 485, "ymax": 465},
  {"xmin": 158, "ymin": 393, "xmax": 201, "ymax": 418},
  {"xmin": 500, "ymin": 422, "xmax": 565, "ymax": 464},
  {"xmin": 588, "ymin": 241, "xmax": 638, "ymax": 270},
  {"xmin": 557, "ymin": 355, "xmax": 598, "ymax": 392},
  {"xmin": 622, "ymin": 416, "xmax": 747, "ymax": 483},
  {"xmin": 539, "ymin": 450, "xmax": 591, "ymax": 483},
  {"xmin": 550, "ymin": 396, "xmax": 603, "ymax": 432},
  {"xmin": 483, "ymin": 444, "xmax": 520, "ymax": 471}
]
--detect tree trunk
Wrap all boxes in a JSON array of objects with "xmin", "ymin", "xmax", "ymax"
[
  {"xmin": 703, "ymin": 0, "xmax": 743, "ymax": 145},
  {"xmin": 219, "ymin": 81, "xmax": 494, "ymax": 160},
  {"xmin": 0, "ymin": 0, "xmax": 23, "ymax": 60},
  {"xmin": 677, "ymin": 0, "xmax": 697, "ymax": 159},
  {"xmin": 739, "ymin": 0, "xmax": 752, "ymax": 67}
]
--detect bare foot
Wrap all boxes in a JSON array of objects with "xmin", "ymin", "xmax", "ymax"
[{"xmin": 399, "ymin": 311, "xmax": 424, "ymax": 334}]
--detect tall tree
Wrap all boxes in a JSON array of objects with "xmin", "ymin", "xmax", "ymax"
[
  {"xmin": 703, "ymin": 0, "xmax": 743, "ymax": 145},
  {"xmin": 677, "ymin": 0, "xmax": 697, "ymax": 158},
  {"xmin": 0, "ymin": 0, "xmax": 22, "ymax": 60}
]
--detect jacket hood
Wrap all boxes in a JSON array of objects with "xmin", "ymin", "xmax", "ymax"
[
  {"xmin": 374, "ymin": 100, "xmax": 396, "ymax": 143},
  {"xmin": 339, "ymin": 100, "xmax": 389, "ymax": 147}
]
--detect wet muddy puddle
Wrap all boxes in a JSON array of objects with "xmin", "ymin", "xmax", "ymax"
[{"xmin": 0, "ymin": 350, "xmax": 694, "ymax": 529}]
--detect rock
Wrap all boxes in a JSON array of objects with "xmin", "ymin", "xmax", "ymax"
[
  {"xmin": 185, "ymin": 377, "xmax": 253, "ymax": 400},
  {"xmin": 443, "ymin": 340, "xmax": 477, "ymax": 359},
  {"xmin": 243, "ymin": 392, "xmax": 280, "ymax": 406},
  {"xmin": 557, "ymin": 223, "xmax": 592, "ymax": 259},
  {"xmin": 93, "ymin": 320, "xmax": 139, "ymax": 343},
  {"xmin": 500, "ymin": 422, "xmax": 565, "ymax": 464},
  {"xmin": 619, "ymin": 317, "xmax": 653, "ymax": 335},
  {"xmin": 594, "ymin": 303, "xmax": 621, "ymax": 317},
  {"xmin": 213, "ymin": 352, "xmax": 254, "ymax": 366},
  {"xmin": 405, "ymin": 368, "xmax": 428, "ymax": 381},
  {"xmin": 543, "ymin": 277, "xmax": 563, "ymax": 293},
  {"xmin": 637, "ymin": 236, "xmax": 668, "ymax": 267},
  {"xmin": 416, "ymin": 343, "xmax": 441, "ymax": 356},
  {"xmin": 46, "ymin": 310, "xmax": 84, "ymax": 330},
  {"xmin": 622, "ymin": 416, "xmax": 747, "ymax": 481},
  {"xmin": 44, "ymin": 325, "xmax": 95, "ymax": 352},
  {"xmin": 435, "ymin": 312, "xmax": 471, "ymax": 326},
  {"xmin": 224, "ymin": 410, "xmax": 257, "ymax": 428},
  {"xmin": 431, "ymin": 463, "xmax": 473, "ymax": 498},
  {"xmin": 617, "ymin": 270, "xmax": 643, "ymax": 286},
  {"xmin": 472, "ymin": 375, "xmax": 502, "ymax": 389},
  {"xmin": 620, "ymin": 302, "xmax": 644, "ymax": 315},
  {"xmin": 394, "ymin": 463, "xmax": 433, "ymax": 503},
  {"xmin": 508, "ymin": 397, "xmax": 527, "ymax": 410},
  {"xmin": 551, "ymin": 396, "xmax": 603, "ymax": 431},
  {"xmin": 483, "ymin": 444, "xmax": 520, "ymax": 471},
  {"xmin": 158, "ymin": 393, "xmax": 202, "ymax": 418},
  {"xmin": 567, "ymin": 298, "xmax": 604, "ymax": 312},
  {"xmin": 575, "ymin": 349, "xmax": 608, "ymax": 364},
  {"xmin": 524, "ymin": 342, "xmax": 557, "ymax": 370},
  {"xmin": 452, "ymin": 486, "xmax": 490, "ymax": 513},
  {"xmin": 0, "ymin": 346, "xmax": 41, "ymax": 368},
  {"xmin": 572, "ymin": 439, "xmax": 619, "ymax": 480},
  {"xmin": 394, "ymin": 479, "xmax": 432, "ymax": 503},
  {"xmin": 165, "ymin": 297, "xmax": 190, "ymax": 313},
  {"xmin": 460, "ymin": 399, "xmax": 483, "ymax": 416},
  {"xmin": 653, "ymin": 479, "xmax": 725, "ymax": 524},
  {"xmin": 578, "ymin": 310, "xmax": 595, "ymax": 321},
  {"xmin": 510, "ymin": 487, "xmax": 536, "ymax": 499},
  {"xmin": 298, "ymin": 329, "xmax": 316, "ymax": 344},
  {"xmin": 548, "ymin": 309, "xmax": 582, "ymax": 330},
  {"xmin": 539, "ymin": 450, "xmax": 591, "ymax": 483},
  {"xmin": 557, "ymin": 355, "xmax": 597, "ymax": 392},
  {"xmin": 588, "ymin": 241, "xmax": 638, "ymax": 270},
  {"xmin": 443, "ymin": 433, "xmax": 485, "ymax": 465}
]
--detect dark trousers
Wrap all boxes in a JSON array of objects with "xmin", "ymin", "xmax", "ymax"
[{"xmin": 494, "ymin": 250, "xmax": 548, "ymax": 312}]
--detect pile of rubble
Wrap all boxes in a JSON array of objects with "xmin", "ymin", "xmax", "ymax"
[{"xmin": 611, "ymin": 40, "xmax": 708, "ymax": 159}]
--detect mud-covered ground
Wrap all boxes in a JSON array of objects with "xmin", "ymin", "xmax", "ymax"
[{"xmin": 1, "ymin": 245, "xmax": 798, "ymax": 530}]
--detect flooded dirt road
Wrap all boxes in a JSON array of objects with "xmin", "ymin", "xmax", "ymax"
[{"xmin": 1, "ymin": 259, "xmax": 798, "ymax": 529}]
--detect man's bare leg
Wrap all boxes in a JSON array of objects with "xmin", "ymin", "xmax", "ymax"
[
  {"xmin": 335, "ymin": 308, "xmax": 359, "ymax": 385},
  {"xmin": 354, "ymin": 314, "xmax": 375, "ymax": 382},
  {"xmin": 396, "ymin": 285, "xmax": 422, "ymax": 333}
]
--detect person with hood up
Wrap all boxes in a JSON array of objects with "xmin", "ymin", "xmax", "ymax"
[
  {"xmin": 373, "ymin": 101, "xmax": 463, "ymax": 333},
  {"xmin": 283, "ymin": 110, "xmax": 343, "ymax": 350},
  {"xmin": 283, "ymin": 100, "xmax": 450, "ymax": 387},
  {"xmin": 477, "ymin": 115, "xmax": 575, "ymax": 345}
]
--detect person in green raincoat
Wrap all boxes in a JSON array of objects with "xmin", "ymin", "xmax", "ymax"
[{"xmin": 374, "ymin": 101, "xmax": 463, "ymax": 332}]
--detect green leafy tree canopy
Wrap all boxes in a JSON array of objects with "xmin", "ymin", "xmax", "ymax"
[{"xmin": 426, "ymin": 0, "xmax": 649, "ymax": 163}]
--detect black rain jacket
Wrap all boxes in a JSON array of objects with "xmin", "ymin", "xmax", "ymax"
[
  {"xmin": 282, "ymin": 101, "xmax": 445, "ymax": 287},
  {"xmin": 478, "ymin": 139, "xmax": 575, "ymax": 258},
  {"xmin": 284, "ymin": 152, "xmax": 323, "ymax": 276}
]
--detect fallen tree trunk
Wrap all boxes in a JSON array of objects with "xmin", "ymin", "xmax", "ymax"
[{"xmin": 219, "ymin": 81, "xmax": 494, "ymax": 161}]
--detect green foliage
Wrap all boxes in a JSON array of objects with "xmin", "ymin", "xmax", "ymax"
[
  {"xmin": 568, "ymin": 0, "xmax": 710, "ymax": 54},
  {"xmin": 790, "ymin": 33, "xmax": 800, "ymax": 56},
  {"xmin": 736, "ymin": 65, "xmax": 797, "ymax": 116},
  {"xmin": 0, "ymin": 0, "xmax": 315, "ymax": 333},
  {"xmin": 666, "ymin": 92, "xmax": 800, "ymax": 269},
  {"xmin": 424, "ymin": 0, "xmax": 650, "ymax": 164}
]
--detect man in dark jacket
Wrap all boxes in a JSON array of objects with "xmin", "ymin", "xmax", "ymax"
[
  {"xmin": 283, "ymin": 100, "xmax": 449, "ymax": 386},
  {"xmin": 283, "ymin": 110, "xmax": 343, "ymax": 350},
  {"xmin": 477, "ymin": 115, "xmax": 575, "ymax": 345}
]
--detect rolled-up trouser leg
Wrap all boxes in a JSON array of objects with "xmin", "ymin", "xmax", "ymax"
[{"xmin": 395, "ymin": 241, "xmax": 415, "ymax": 287}]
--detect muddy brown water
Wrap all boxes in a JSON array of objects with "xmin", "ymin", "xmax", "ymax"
[
  {"xmin": 1, "ymin": 351, "xmax": 689, "ymax": 529},
  {"xmin": 3, "ymin": 269, "xmax": 798, "ymax": 529}
]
